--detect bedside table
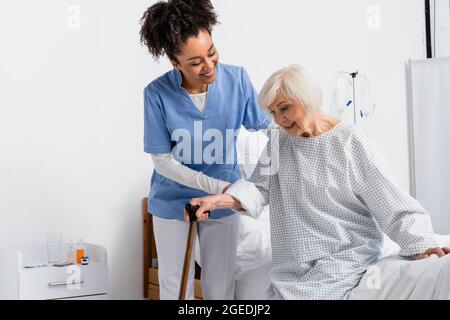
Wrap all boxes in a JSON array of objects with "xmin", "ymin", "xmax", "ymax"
[{"xmin": 0, "ymin": 243, "xmax": 108, "ymax": 300}]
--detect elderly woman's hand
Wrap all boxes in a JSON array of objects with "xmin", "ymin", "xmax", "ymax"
[
  {"xmin": 184, "ymin": 195, "xmax": 223, "ymax": 222},
  {"xmin": 411, "ymin": 247, "xmax": 450, "ymax": 260},
  {"xmin": 184, "ymin": 193, "xmax": 243, "ymax": 223}
]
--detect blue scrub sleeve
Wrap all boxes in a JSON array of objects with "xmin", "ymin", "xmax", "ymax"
[
  {"xmin": 143, "ymin": 86, "xmax": 173, "ymax": 154},
  {"xmin": 241, "ymin": 67, "xmax": 270, "ymax": 131}
]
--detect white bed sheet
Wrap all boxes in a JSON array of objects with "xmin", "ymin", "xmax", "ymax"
[
  {"xmin": 233, "ymin": 211, "xmax": 450, "ymax": 300},
  {"xmin": 350, "ymin": 234, "xmax": 450, "ymax": 300}
]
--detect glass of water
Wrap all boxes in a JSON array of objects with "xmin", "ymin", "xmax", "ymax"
[{"xmin": 46, "ymin": 232, "xmax": 63, "ymax": 264}]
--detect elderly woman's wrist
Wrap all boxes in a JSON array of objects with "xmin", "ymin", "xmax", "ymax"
[{"xmin": 216, "ymin": 194, "xmax": 242, "ymax": 210}]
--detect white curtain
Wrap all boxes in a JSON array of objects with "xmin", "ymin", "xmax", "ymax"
[
  {"xmin": 408, "ymin": 57, "xmax": 450, "ymax": 234},
  {"xmin": 432, "ymin": 0, "xmax": 450, "ymax": 57}
]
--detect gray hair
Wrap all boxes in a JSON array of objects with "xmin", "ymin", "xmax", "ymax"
[{"xmin": 259, "ymin": 64, "xmax": 323, "ymax": 118}]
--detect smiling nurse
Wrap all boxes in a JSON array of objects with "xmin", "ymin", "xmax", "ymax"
[{"xmin": 139, "ymin": 0, "xmax": 270, "ymax": 300}]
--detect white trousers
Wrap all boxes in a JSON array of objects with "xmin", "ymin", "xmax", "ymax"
[{"xmin": 153, "ymin": 213, "xmax": 240, "ymax": 300}]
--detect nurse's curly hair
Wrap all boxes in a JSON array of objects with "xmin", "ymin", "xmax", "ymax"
[{"xmin": 139, "ymin": 0, "xmax": 219, "ymax": 61}]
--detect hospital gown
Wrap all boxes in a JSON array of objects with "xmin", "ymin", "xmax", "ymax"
[{"xmin": 226, "ymin": 122, "xmax": 438, "ymax": 300}]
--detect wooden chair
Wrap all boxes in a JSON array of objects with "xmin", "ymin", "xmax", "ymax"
[{"xmin": 143, "ymin": 198, "xmax": 158, "ymax": 299}]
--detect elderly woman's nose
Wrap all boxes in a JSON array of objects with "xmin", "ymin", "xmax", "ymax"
[
  {"xmin": 277, "ymin": 115, "xmax": 289, "ymax": 125},
  {"xmin": 273, "ymin": 114, "xmax": 282, "ymax": 125}
]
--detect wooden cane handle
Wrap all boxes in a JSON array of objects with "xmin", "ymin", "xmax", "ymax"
[{"xmin": 185, "ymin": 203, "xmax": 210, "ymax": 222}]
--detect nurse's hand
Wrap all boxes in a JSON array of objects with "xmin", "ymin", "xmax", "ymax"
[{"xmin": 411, "ymin": 247, "xmax": 450, "ymax": 260}]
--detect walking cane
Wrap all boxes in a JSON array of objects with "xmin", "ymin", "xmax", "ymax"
[{"xmin": 178, "ymin": 203, "xmax": 210, "ymax": 300}]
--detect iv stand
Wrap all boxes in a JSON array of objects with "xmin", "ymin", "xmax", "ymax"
[
  {"xmin": 339, "ymin": 70, "xmax": 370, "ymax": 125},
  {"xmin": 350, "ymin": 71, "xmax": 358, "ymax": 125}
]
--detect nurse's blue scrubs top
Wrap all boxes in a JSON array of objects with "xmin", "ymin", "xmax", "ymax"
[{"xmin": 144, "ymin": 63, "xmax": 270, "ymax": 221}]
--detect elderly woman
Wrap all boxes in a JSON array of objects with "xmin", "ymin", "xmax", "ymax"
[{"xmin": 186, "ymin": 65, "xmax": 450, "ymax": 300}]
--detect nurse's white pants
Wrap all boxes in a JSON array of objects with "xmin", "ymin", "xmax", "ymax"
[{"xmin": 153, "ymin": 213, "xmax": 240, "ymax": 300}]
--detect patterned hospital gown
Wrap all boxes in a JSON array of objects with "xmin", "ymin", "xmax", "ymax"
[{"xmin": 227, "ymin": 122, "xmax": 438, "ymax": 300}]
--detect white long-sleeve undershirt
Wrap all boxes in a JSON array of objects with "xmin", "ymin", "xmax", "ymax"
[{"xmin": 151, "ymin": 153, "xmax": 229, "ymax": 195}]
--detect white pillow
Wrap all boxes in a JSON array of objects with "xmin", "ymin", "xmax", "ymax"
[{"xmin": 236, "ymin": 127, "xmax": 269, "ymax": 180}]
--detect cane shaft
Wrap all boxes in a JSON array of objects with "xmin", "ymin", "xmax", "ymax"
[{"xmin": 178, "ymin": 221, "xmax": 196, "ymax": 300}]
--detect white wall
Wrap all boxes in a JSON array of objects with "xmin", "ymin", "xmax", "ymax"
[{"xmin": 0, "ymin": 0, "xmax": 426, "ymax": 299}]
